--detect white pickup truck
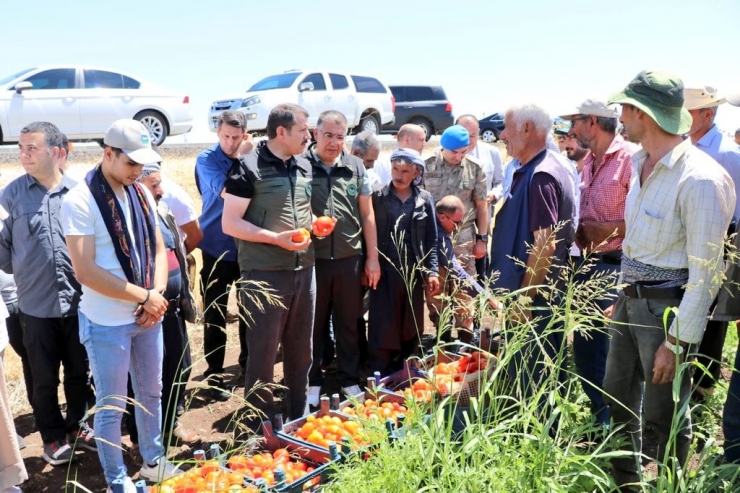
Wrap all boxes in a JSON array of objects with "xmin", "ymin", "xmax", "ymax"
[{"xmin": 208, "ymin": 70, "xmax": 395, "ymax": 134}]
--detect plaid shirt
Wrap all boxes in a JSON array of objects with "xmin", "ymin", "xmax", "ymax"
[
  {"xmin": 623, "ymin": 138, "xmax": 736, "ymax": 343},
  {"xmin": 579, "ymin": 135, "xmax": 636, "ymax": 253}
]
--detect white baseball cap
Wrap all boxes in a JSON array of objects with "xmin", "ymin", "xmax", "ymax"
[
  {"xmin": 103, "ymin": 119, "xmax": 162, "ymax": 165},
  {"xmin": 559, "ymin": 99, "xmax": 620, "ymax": 120}
]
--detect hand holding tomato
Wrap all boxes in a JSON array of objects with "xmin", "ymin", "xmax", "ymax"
[
  {"xmin": 274, "ymin": 229, "xmax": 310, "ymax": 252},
  {"xmin": 312, "ymin": 216, "xmax": 337, "ymax": 238}
]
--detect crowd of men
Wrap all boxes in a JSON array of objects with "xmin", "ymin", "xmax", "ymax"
[{"xmin": 0, "ymin": 68, "xmax": 740, "ymax": 492}]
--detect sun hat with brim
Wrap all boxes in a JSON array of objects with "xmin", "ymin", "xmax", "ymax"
[
  {"xmin": 104, "ymin": 119, "xmax": 162, "ymax": 165},
  {"xmin": 559, "ymin": 99, "xmax": 620, "ymax": 120},
  {"xmin": 683, "ymin": 86, "xmax": 726, "ymax": 110},
  {"xmin": 607, "ymin": 70, "xmax": 692, "ymax": 136},
  {"xmin": 726, "ymin": 91, "xmax": 740, "ymax": 107}
]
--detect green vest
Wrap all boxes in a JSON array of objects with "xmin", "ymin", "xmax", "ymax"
[
  {"xmin": 236, "ymin": 149, "xmax": 314, "ymax": 271},
  {"xmin": 307, "ymin": 148, "xmax": 365, "ymax": 260}
]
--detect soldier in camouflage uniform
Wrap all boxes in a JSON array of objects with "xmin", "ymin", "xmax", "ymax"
[{"xmin": 423, "ymin": 125, "xmax": 488, "ymax": 341}]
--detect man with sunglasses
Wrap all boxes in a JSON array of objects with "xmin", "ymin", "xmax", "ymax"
[{"xmin": 559, "ymin": 99, "xmax": 636, "ymax": 428}]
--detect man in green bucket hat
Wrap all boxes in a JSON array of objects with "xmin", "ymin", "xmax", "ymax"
[{"xmin": 602, "ymin": 70, "xmax": 736, "ymax": 487}]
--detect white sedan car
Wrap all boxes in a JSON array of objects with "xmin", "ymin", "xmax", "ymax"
[{"xmin": 0, "ymin": 65, "xmax": 193, "ymax": 146}]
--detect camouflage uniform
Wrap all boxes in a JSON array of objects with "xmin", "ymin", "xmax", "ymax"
[{"xmin": 423, "ymin": 150, "xmax": 487, "ymax": 276}]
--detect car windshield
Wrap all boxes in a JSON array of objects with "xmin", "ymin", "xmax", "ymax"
[
  {"xmin": 248, "ymin": 73, "xmax": 301, "ymax": 92},
  {"xmin": 0, "ymin": 68, "xmax": 36, "ymax": 87}
]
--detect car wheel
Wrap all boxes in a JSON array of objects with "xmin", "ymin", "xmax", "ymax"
[
  {"xmin": 135, "ymin": 111, "xmax": 169, "ymax": 146},
  {"xmin": 410, "ymin": 118, "xmax": 433, "ymax": 141},
  {"xmin": 480, "ymin": 128, "xmax": 497, "ymax": 143},
  {"xmin": 358, "ymin": 114, "xmax": 380, "ymax": 135}
]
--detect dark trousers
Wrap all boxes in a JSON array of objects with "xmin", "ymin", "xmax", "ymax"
[
  {"xmin": 723, "ymin": 337, "xmax": 740, "ymax": 463},
  {"xmin": 241, "ymin": 268, "xmax": 315, "ymax": 421},
  {"xmin": 19, "ymin": 312, "xmax": 89, "ymax": 444},
  {"xmin": 200, "ymin": 252, "xmax": 248, "ymax": 383},
  {"xmin": 6, "ymin": 301, "xmax": 32, "ymax": 406},
  {"xmin": 692, "ymin": 319, "xmax": 728, "ymax": 390},
  {"xmin": 309, "ymin": 256, "xmax": 363, "ymax": 388},
  {"xmin": 125, "ymin": 308, "xmax": 192, "ymax": 442},
  {"xmin": 572, "ymin": 259, "xmax": 619, "ymax": 427},
  {"xmin": 367, "ymin": 267, "xmax": 424, "ymax": 376}
]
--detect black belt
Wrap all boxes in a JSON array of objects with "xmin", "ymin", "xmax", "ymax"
[
  {"xmin": 593, "ymin": 251, "xmax": 622, "ymax": 265},
  {"xmin": 622, "ymin": 284, "xmax": 684, "ymax": 299}
]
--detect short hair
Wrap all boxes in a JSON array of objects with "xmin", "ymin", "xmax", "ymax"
[
  {"xmin": 507, "ymin": 104, "xmax": 552, "ymax": 135},
  {"xmin": 701, "ymin": 106, "xmax": 718, "ymax": 124},
  {"xmin": 61, "ymin": 133, "xmax": 70, "ymax": 154},
  {"xmin": 351, "ymin": 131, "xmax": 380, "ymax": 156},
  {"xmin": 735, "ymin": 128, "xmax": 740, "ymax": 136},
  {"xmin": 267, "ymin": 103, "xmax": 309, "ymax": 139},
  {"xmin": 595, "ymin": 116, "xmax": 618, "ymax": 134},
  {"xmin": 455, "ymin": 114, "xmax": 478, "ymax": 125},
  {"xmin": 217, "ymin": 110, "xmax": 248, "ymax": 131},
  {"xmin": 397, "ymin": 123, "xmax": 424, "ymax": 141},
  {"xmin": 20, "ymin": 121, "xmax": 63, "ymax": 149},
  {"xmin": 317, "ymin": 110, "xmax": 347, "ymax": 130},
  {"xmin": 435, "ymin": 195, "xmax": 464, "ymax": 215}
]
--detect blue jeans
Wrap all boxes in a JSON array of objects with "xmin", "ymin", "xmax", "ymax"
[
  {"xmin": 78, "ymin": 311, "xmax": 164, "ymax": 485},
  {"xmin": 724, "ymin": 339, "xmax": 740, "ymax": 463},
  {"xmin": 573, "ymin": 259, "xmax": 619, "ymax": 427}
]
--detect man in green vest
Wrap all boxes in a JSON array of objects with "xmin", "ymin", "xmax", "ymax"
[
  {"xmin": 305, "ymin": 111, "xmax": 380, "ymax": 407},
  {"xmin": 222, "ymin": 104, "xmax": 333, "ymax": 423}
]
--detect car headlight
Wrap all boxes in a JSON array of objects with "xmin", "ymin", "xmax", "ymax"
[{"xmin": 241, "ymin": 96, "xmax": 260, "ymax": 108}]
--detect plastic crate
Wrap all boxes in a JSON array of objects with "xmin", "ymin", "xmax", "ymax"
[
  {"xmin": 234, "ymin": 421, "xmax": 339, "ymax": 492},
  {"xmin": 426, "ymin": 351, "xmax": 496, "ymax": 407},
  {"xmin": 275, "ymin": 397, "xmax": 396, "ymax": 456}
]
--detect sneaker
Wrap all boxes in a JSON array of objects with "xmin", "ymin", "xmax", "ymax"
[
  {"xmin": 105, "ymin": 476, "xmax": 136, "ymax": 493},
  {"xmin": 2, "ymin": 486, "xmax": 23, "ymax": 493},
  {"xmin": 139, "ymin": 459, "xmax": 183, "ymax": 482},
  {"xmin": 68, "ymin": 423, "xmax": 97, "ymax": 452},
  {"xmin": 307, "ymin": 386, "xmax": 321, "ymax": 407},
  {"xmin": 42, "ymin": 440, "xmax": 73, "ymax": 466},
  {"xmin": 341, "ymin": 385, "xmax": 363, "ymax": 399}
]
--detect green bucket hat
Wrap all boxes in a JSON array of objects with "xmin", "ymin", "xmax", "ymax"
[{"xmin": 607, "ymin": 70, "xmax": 692, "ymax": 135}]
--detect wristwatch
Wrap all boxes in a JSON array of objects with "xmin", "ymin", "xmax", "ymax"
[
  {"xmin": 663, "ymin": 339, "xmax": 685, "ymax": 356},
  {"xmin": 476, "ymin": 234, "xmax": 488, "ymax": 243}
]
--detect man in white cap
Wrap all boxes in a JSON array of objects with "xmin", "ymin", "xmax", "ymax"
[
  {"xmin": 61, "ymin": 119, "xmax": 181, "ymax": 491},
  {"xmin": 559, "ymin": 99, "xmax": 637, "ymax": 429},
  {"xmin": 682, "ymin": 86, "xmax": 740, "ymax": 404},
  {"xmin": 604, "ymin": 70, "xmax": 735, "ymax": 487}
]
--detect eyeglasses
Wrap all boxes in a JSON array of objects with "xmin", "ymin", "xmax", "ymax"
[{"xmin": 444, "ymin": 214, "xmax": 463, "ymax": 226}]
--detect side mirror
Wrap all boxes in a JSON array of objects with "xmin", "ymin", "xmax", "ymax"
[
  {"xmin": 15, "ymin": 81, "xmax": 32, "ymax": 94},
  {"xmin": 298, "ymin": 82, "xmax": 314, "ymax": 92}
]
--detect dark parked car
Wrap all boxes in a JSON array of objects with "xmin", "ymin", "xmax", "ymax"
[
  {"xmin": 478, "ymin": 113, "xmax": 505, "ymax": 143},
  {"xmin": 382, "ymin": 85, "xmax": 454, "ymax": 139}
]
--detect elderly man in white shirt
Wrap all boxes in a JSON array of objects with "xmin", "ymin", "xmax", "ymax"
[
  {"xmin": 604, "ymin": 70, "xmax": 736, "ymax": 488},
  {"xmin": 682, "ymin": 86, "xmax": 740, "ymax": 402}
]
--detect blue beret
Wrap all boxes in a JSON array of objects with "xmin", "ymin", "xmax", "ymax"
[{"xmin": 440, "ymin": 125, "xmax": 470, "ymax": 150}]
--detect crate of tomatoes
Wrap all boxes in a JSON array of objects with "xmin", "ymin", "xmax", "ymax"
[
  {"xmin": 225, "ymin": 420, "xmax": 339, "ymax": 492},
  {"xmin": 426, "ymin": 349, "xmax": 496, "ymax": 406},
  {"xmin": 277, "ymin": 397, "xmax": 394, "ymax": 457}
]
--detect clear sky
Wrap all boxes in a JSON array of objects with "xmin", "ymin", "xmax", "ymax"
[{"xmin": 2, "ymin": 0, "xmax": 739, "ymax": 142}]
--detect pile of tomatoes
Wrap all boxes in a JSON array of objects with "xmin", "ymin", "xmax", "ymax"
[
  {"xmin": 339, "ymin": 398, "xmax": 408, "ymax": 425},
  {"xmin": 292, "ymin": 414, "xmax": 366, "ymax": 449},
  {"xmin": 227, "ymin": 448, "xmax": 320, "ymax": 487},
  {"xmin": 396, "ymin": 379, "xmax": 435, "ymax": 402},
  {"xmin": 148, "ymin": 460, "xmax": 256, "ymax": 493},
  {"xmin": 433, "ymin": 351, "xmax": 489, "ymax": 376}
]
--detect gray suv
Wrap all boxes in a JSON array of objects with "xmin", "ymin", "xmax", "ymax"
[{"xmin": 382, "ymin": 85, "xmax": 454, "ymax": 139}]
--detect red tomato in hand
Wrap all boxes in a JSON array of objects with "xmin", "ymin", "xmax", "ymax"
[
  {"xmin": 291, "ymin": 228, "xmax": 310, "ymax": 243},
  {"xmin": 314, "ymin": 216, "xmax": 336, "ymax": 237}
]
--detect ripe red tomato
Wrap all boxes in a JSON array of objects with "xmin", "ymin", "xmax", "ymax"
[
  {"xmin": 314, "ymin": 216, "xmax": 336, "ymax": 236},
  {"xmin": 291, "ymin": 228, "xmax": 310, "ymax": 243}
]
